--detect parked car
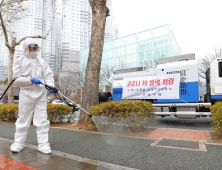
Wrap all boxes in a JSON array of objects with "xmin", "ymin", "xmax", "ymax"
[
  {"xmin": 52, "ymin": 100, "xmax": 65, "ymax": 104},
  {"xmin": 3, "ymin": 95, "xmax": 19, "ymax": 104}
]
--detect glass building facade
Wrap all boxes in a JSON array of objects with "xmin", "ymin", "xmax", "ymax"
[
  {"xmin": 80, "ymin": 24, "xmax": 182, "ymax": 89},
  {"xmin": 80, "ymin": 24, "xmax": 181, "ymax": 69}
]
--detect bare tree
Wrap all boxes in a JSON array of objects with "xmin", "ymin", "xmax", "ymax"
[
  {"xmin": 100, "ymin": 56, "xmax": 129, "ymax": 87},
  {"xmin": 70, "ymin": 64, "xmax": 87, "ymax": 88},
  {"xmin": 100, "ymin": 64, "xmax": 115, "ymax": 86},
  {"xmin": 199, "ymin": 47, "xmax": 222, "ymax": 79},
  {"xmin": 0, "ymin": 0, "xmax": 57, "ymax": 104},
  {"xmin": 78, "ymin": 0, "xmax": 109, "ymax": 125},
  {"xmin": 67, "ymin": 64, "xmax": 87, "ymax": 102},
  {"xmin": 55, "ymin": 74, "xmax": 78, "ymax": 97}
]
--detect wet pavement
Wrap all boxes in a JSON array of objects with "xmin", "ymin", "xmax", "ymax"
[{"xmin": 0, "ymin": 140, "xmax": 110, "ymax": 170}]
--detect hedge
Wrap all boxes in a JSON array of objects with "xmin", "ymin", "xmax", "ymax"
[
  {"xmin": 210, "ymin": 102, "xmax": 222, "ymax": 136},
  {"xmin": 0, "ymin": 104, "xmax": 73, "ymax": 123},
  {"xmin": 88, "ymin": 100, "xmax": 156, "ymax": 131},
  {"xmin": 0, "ymin": 105, "xmax": 18, "ymax": 121}
]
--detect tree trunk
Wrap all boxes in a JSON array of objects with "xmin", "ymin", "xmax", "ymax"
[
  {"xmin": 78, "ymin": 0, "xmax": 109, "ymax": 125},
  {"xmin": 8, "ymin": 48, "xmax": 15, "ymax": 104}
]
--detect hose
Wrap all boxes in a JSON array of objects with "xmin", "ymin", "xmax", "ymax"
[{"xmin": 0, "ymin": 77, "xmax": 17, "ymax": 101}]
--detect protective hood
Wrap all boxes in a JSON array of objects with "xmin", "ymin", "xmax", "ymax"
[{"xmin": 23, "ymin": 38, "xmax": 39, "ymax": 58}]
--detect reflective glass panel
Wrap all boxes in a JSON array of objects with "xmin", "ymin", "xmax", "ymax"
[
  {"xmin": 138, "ymin": 42, "xmax": 146, "ymax": 51},
  {"xmin": 138, "ymin": 31, "xmax": 151, "ymax": 41},
  {"xmin": 153, "ymin": 26, "xmax": 168, "ymax": 37},
  {"xmin": 146, "ymin": 41, "xmax": 152, "ymax": 50},
  {"xmin": 146, "ymin": 50, "xmax": 153, "ymax": 59},
  {"xmin": 126, "ymin": 44, "xmax": 136, "ymax": 54},
  {"xmin": 138, "ymin": 51, "xmax": 145, "ymax": 61},
  {"xmin": 165, "ymin": 47, "xmax": 169, "ymax": 56},
  {"xmin": 163, "ymin": 37, "xmax": 169, "ymax": 46},
  {"xmin": 125, "ymin": 35, "xmax": 136, "ymax": 45}
]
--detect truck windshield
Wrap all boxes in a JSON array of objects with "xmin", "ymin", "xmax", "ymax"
[{"xmin": 219, "ymin": 62, "xmax": 222, "ymax": 77}]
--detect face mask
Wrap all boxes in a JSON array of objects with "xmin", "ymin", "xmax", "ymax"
[{"xmin": 29, "ymin": 51, "xmax": 38, "ymax": 58}]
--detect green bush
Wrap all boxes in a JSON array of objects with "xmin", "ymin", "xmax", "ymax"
[
  {"xmin": 47, "ymin": 104, "xmax": 73, "ymax": 123},
  {"xmin": 0, "ymin": 104, "xmax": 18, "ymax": 121},
  {"xmin": 88, "ymin": 100, "xmax": 156, "ymax": 131},
  {"xmin": 0, "ymin": 104, "xmax": 73, "ymax": 123},
  {"xmin": 210, "ymin": 102, "xmax": 222, "ymax": 136},
  {"xmin": 0, "ymin": 105, "xmax": 8, "ymax": 120}
]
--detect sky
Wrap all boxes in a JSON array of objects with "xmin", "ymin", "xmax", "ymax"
[{"xmin": 112, "ymin": 0, "xmax": 222, "ymax": 59}]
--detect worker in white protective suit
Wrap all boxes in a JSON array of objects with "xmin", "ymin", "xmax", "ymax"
[{"xmin": 10, "ymin": 38, "xmax": 55, "ymax": 154}]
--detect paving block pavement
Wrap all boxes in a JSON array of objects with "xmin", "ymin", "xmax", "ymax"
[
  {"xmin": 0, "ymin": 154, "xmax": 38, "ymax": 170},
  {"xmin": 148, "ymin": 128, "xmax": 207, "ymax": 141}
]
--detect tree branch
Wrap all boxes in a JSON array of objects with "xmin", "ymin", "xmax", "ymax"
[
  {"xmin": 198, "ymin": 47, "xmax": 222, "ymax": 79},
  {"xmin": 0, "ymin": 11, "xmax": 12, "ymax": 50},
  {"xmin": 0, "ymin": 0, "xmax": 4, "ymax": 7},
  {"xmin": 5, "ymin": 0, "xmax": 13, "ymax": 39}
]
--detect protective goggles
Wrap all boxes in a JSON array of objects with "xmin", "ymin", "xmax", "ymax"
[{"xmin": 28, "ymin": 44, "xmax": 41, "ymax": 52}]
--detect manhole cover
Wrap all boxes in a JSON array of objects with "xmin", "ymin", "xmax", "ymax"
[{"xmin": 157, "ymin": 139, "xmax": 199, "ymax": 149}]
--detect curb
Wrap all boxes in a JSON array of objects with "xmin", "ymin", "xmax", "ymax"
[{"xmin": 205, "ymin": 142, "xmax": 222, "ymax": 146}]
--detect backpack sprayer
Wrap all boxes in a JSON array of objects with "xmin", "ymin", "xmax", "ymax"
[{"xmin": 0, "ymin": 78, "xmax": 92, "ymax": 118}]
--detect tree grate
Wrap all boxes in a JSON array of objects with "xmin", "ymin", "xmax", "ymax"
[{"xmin": 157, "ymin": 139, "xmax": 199, "ymax": 149}]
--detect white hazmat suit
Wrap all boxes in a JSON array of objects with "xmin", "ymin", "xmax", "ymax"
[{"xmin": 10, "ymin": 38, "xmax": 54, "ymax": 154}]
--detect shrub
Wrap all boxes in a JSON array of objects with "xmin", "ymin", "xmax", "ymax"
[
  {"xmin": 0, "ymin": 104, "xmax": 73, "ymax": 123},
  {"xmin": 47, "ymin": 104, "xmax": 73, "ymax": 123},
  {"xmin": 0, "ymin": 104, "xmax": 18, "ymax": 121},
  {"xmin": 6, "ymin": 105, "xmax": 18, "ymax": 121},
  {"xmin": 0, "ymin": 105, "xmax": 8, "ymax": 120},
  {"xmin": 210, "ymin": 102, "xmax": 222, "ymax": 136},
  {"xmin": 88, "ymin": 100, "xmax": 156, "ymax": 131}
]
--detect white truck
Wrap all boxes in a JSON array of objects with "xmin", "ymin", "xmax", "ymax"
[{"xmin": 108, "ymin": 53, "xmax": 222, "ymax": 119}]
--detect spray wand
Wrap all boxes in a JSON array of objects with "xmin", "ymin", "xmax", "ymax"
[{"xmin": 45, "ymin": 84, "xmax": 92, "ymax": 118}]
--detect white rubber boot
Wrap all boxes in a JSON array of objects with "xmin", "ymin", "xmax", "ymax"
[
  {"xmin": 10, "ymin": 142, "xmax": 24, "ymax": 152},
  {"xmin": 38, "ymin": 143, "xmax": 51, "ymax": 154}
]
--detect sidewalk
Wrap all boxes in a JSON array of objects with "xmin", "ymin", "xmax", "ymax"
[
  {"xmin": 0, "ymin": 122, "xmax": 222, "ymax": 170},
  {"xmin": 0, "ymin": 139, "xmax": 109, "ymax": 170},
  {"xmin": 0, "ymin": 138, "xmax": 137, "ymax": 170}
]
